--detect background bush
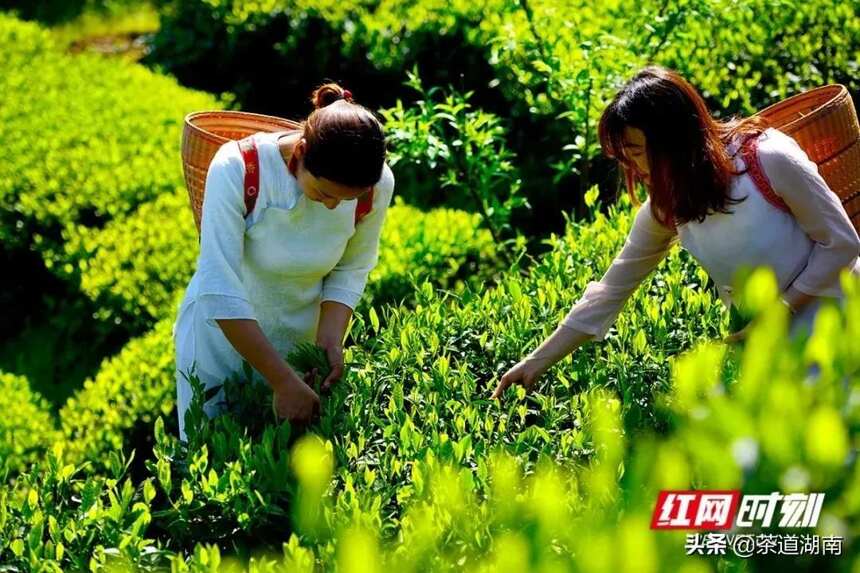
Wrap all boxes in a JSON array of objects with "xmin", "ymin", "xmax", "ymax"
[{"xmin": 0, "ymin": 372, "xmax": 59, "ymax": 478}]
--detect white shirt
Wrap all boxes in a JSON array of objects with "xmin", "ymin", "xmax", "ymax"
[
  {"xmin": 562, "ymin": 128, "xmax": 860, "ymax": 340},
  {"xmin": 173, "ymin": 131, "xmax": 395, "ymax": 439}
]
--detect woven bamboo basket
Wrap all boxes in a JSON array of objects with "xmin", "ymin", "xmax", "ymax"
[
  {"xmin": 181, "ymin": 110, "xmax": 302, "ymax": 233},
  {"xmin": 757, "ymin": 84, "xmax": 860, "ymax": 234}
]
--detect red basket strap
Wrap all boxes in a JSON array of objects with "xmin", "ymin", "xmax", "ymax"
[
  {"xmin": 355, "ymin": 189, "xmax": 374, "ymax": 225},
  {"xmin": 237, "ymin": 137, "xmax": 260, "ymax": 217},
  {"xmin": 741, "ymin": 136, "xmax": 791, "ymax": 214}
]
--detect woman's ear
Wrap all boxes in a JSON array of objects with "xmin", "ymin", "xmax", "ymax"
[{"xmin": 294, "ymin": 138, "xmax": 307, "ymax": 160}]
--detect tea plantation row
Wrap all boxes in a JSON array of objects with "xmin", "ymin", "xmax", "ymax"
[{"xmin": 3, "ymin": 201, "xmax": 859, "ymax": 568}]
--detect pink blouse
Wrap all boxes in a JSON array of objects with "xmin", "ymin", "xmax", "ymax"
[{"xmin": 561, "ymin": 128, "xmax": 860, "ymax": 341}]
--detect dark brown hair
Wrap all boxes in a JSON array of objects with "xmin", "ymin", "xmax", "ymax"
[
  {"xmin": 302, "ymin": 83, "xmax": 386, "ymax": 188},
  {"xmin": 598, "ymin": 66, "xmax": 766, "ymax": 228}
]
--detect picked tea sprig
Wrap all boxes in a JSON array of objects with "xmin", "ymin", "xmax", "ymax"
[{"xmin": 286, "ymin": 342, "xmax": 332, "ymax": 391}]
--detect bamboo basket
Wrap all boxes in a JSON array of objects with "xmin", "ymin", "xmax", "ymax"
[
  {"xmin": 757, "ymin": 84, "xmax": 860, "ymax": 234},
  {"xmin": 181, "ymin": 110, "xmax": 302, "ymax": 233}
]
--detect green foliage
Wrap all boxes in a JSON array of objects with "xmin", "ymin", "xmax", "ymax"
[
  {"xmin": 0, "ymin": 0, "xmax": 147, "ymax": 25},
  {"xmin": 66, "ymin": 190, "xmax": 198, "ymax": 330},
  {"xmin": 286, "ymin": 343, "xmax": 332, "ymax": 390},
  {"xmin": 146, "ymin": 0, "xmax": 860, "ymax": 224},
  {"xmin": 70, "ymin": 195, "xmax": 499, "ymax": 331},
  {"xmin": 0, "ymin": 372, "xmax": 59, "ymax": 478},
  {"xmin": 146, "ymin": 376, "xmax": 300, "ymax": 552},
  {"xmin": 0, "ymin": 14, "xmax": 218, "ymax": 260},
  {"xmin": 382, "ymin": 72, "xmax": 525, "ymax": 246},
  {"xmin": 366, "ymin": 198, "xmax": 498, "ymax": 307},
  {"xmin": 58, "ymin": 318, "xmax": 176, "ymax": 470},
  {"xmin": 0, "ymin": 445, "xmax": 166, "ymax": 570}
]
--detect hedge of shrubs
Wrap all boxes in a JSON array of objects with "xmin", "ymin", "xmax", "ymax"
[
  {"xmin": 66, "ymin": 192, "xmax": 499, "ymax": 331},
  {"xmin": 0, "ymin": 14, "xmax": 217, "ymax": 259},
  {"xmin": 58, "ymin": 318, "xmax": 176, "ymax": 471},
  {"xmin": 0, "ymin": 371, "xmax": 59, "ymax": 478},
  {"xmin": 145, "ymin": 0, "xmax": 860, "ymax": 228},
  {"xmin": 2, "ymin": 219, "xmax": 857, "ymax": 570}
]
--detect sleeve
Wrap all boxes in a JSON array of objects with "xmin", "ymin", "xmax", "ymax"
[
  {"xmin": 560, "ymin": 198, "xmax": 679, "ymax": 341},
  {"xmin": 320, "ymin": 163, "xmax": 396, "ymax": 310},
  {"xmin": 757, "ymin": 130, "xmax": 860, "ymax": 297},
  {"xmin": 195, "ymin": 141, "xmax": 258, "ymax": 326}
]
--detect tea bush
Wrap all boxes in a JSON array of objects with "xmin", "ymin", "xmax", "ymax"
[
  {"xmin": 0, "ymin": 445, "xmax": 167, "ymax": 571},
  {"xmin": 0, "ymin": 15, "xmax": 218, "ymax": 258},
  {"xmin": 145, "ymin": 0, "xmax": 860, "ymax": 226},
  {"xmin": 366, "ymin": 198, "xmax": 499, "ymax": 308},
  {"xmin": 65, "ymin": 191, "xmax": 199, "ymax": 330},
  {"xmin": 58, "ymin": 318, "xmax": 176, "ymax": 470},
  {"xmin": 67, "ymin": 192, "xmax": 499, "ymax": 331},
  {"xmin": 5, "ymin": 266, "xmax": 850, "ymax": 571},
  {"xmin": 0, "ymin": 372, "xmax": 59, "ymax": 478},
  {"xmin": 164, "ymin": 269, "xmax": 860, "ymax": 571},
  {"xmin": 381, "ymin": 74, "xmax": 525, "ymax": 244}
]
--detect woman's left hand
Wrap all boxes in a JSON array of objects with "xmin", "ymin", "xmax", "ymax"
[
  {"xmin": 723, "ymin": 323, "xmax": 750, "ymax": 343},
  {"xmin": 318, "ymin": 341, "xmax": 344, "ymax": 393}
]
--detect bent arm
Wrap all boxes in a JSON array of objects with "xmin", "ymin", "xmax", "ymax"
[
  {"xmin": 216, "ymin": 319, "xmax": 298, "ymax": 391},
  {"xmin": 758, "ymin": 131, "xmax": 860, "ymax": 302},
  {"xmin": 199, "ymin": 143, "xmax": 301, "ymax": 389}
]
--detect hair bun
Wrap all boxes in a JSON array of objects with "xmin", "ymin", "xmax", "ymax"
[{"xmin": 312, "ymin": 83, "xmax": 349, "ymax": 109}]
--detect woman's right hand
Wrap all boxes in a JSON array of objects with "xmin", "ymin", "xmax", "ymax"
[
  {"xmin": 272, "ymin": 376, "xmax": 321, "ymax": 426},
  {"xmin": 490, "ymin": 324, "xmax": 594, "ymax": 400},
  {"xmin": 491, "ymin": 356, "xmax": 553, "ymax": 398}
]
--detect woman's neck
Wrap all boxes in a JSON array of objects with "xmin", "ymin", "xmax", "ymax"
[{"xmin": 276, "ymin": 130, "xmax": 302, "ymax": 165}]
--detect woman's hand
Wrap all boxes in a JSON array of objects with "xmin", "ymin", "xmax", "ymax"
[
  {"xmin": 492, "ymin": 356, "xmax": 553, "ymax": 398},
  {"xmin": 490, "ymin": 325, "xmax": 594, "ymax": 400},
  {"xmin": 318, "ymin": 341, "xmax": 344, "ymax": 392},
  {"xmin": 316, "ymin": 301, "xmax": 352, "ymax": 392},
  {"xmin": 723, "ymin": 323, "xmax": 750, "ymax": 344},
  {"xmin": 272, "ymin": 376, "xmax": 320, "ymax": 427}
]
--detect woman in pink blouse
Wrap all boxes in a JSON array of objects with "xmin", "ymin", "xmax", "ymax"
[{"xmin": 493, "ymin": 66, "xmax": 860, "ymax": 398}]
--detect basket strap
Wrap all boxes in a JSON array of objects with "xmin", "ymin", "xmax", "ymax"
[
  {"xmin": 355, "ymin": 189, "xmax": 374, "ymax": 225},
  {"xmin": 741, "ymin": 136, "xmax": 792, "ymax": 214},
  {"xmin": 237, "ymin": 137, "xmax": 260, "ymax": 217},
  {"xmin": 240, "ymin": 132, "xmax": 374, "ymax": 224}
]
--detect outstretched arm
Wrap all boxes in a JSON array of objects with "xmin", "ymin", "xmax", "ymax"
[{"xmin": 492, "ymin": 198, "xmax": 678, "ymax": 398}]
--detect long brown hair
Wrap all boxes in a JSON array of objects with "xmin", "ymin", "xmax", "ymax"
[
  {"xmin": 302, "ymin": 83, "xmax": 386, "ymax": 188},
  {"xmin": 598, "ymin": 66, "xmax": 766, "ymax": 228}
]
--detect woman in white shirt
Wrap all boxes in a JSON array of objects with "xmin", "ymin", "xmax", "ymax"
[
  {"xmin": 174, "ymin": 84, "xmax": 395, "ymax": 440},
  {"xmin": 493, "ymin": 67, "xmax": 860, "ymax": 398}
]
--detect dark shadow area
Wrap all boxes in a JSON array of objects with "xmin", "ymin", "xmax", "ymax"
[{"xmin": 0, "ymin": 245, "xmax": 131, "ymax": 408}]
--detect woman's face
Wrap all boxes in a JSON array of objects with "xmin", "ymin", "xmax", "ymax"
[
  {"xmin": 291, "ymin": 138, "xmax": 372, "ymax": 210},
  {"xmin": 621, "ymin": 126, "xmax": 650, "ymax": 184}
]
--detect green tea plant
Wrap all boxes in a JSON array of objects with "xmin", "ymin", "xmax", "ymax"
[
  {"xmin": 0, "ymin": 372, "xmax": 59, "ymax": 479},
  {"xmin": 381, "ymin": 71, "xmax": 525, "ymax": 253},
  {"xmin": 0, "ymin": 444, "xmax": 166, "ymax": 571},
  {"xmin": 0, "ymin": 14, "xmax": 218, "ymax": 259},
  {"xmin": 58, "ymin": 318, "xmax": 176, "ymax": 471},
  {"xmin": 166, "ymin": 269, "xmax": 860, "ymax": 571},
  {"xmin": 366, "ymin": 198, "xmax": 499, "ymax": 308}
]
